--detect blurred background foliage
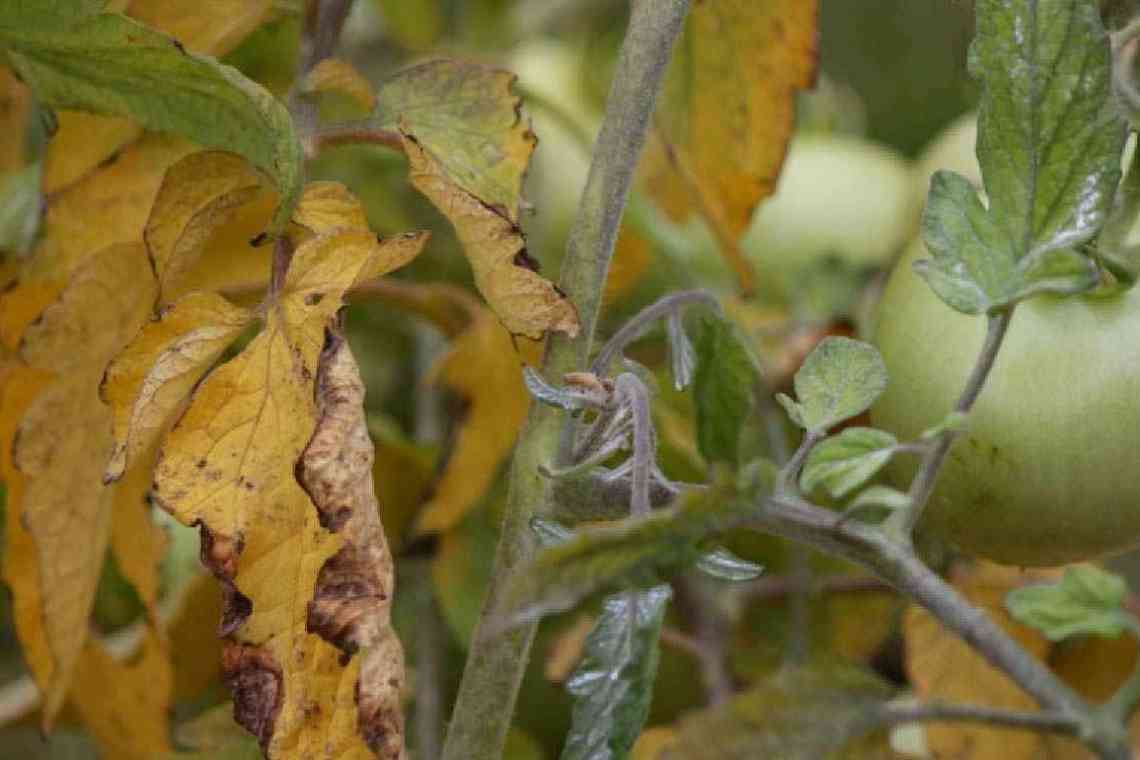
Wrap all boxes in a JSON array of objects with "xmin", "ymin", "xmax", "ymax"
[{"xmin": 6, "ymin": 0, "xmax": 1140, "ymax": 758}]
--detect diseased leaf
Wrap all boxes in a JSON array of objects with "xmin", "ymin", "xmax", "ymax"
[
  {"xmin": 784, "ymin": 337, "xmax": 887, "ymax": 433},
  {"xmin": 1006, "ymin": 565, "xmax": 1130, "ymax": 641},
  {"xmin": 692, "ymin": 315, "xmax": 760, "ymax": 466},
  {"xmin": 502, "ymin": 487, "xmax": 753, "ymax": 626},
  {"xmin": 663, "ymin": 662, "xmax": 895, "ymax": 759},
  {"xmin": 916, "ymin": 0, "xmax": 1125, "ymax": 313},
  {"xmin": 102, "ymin": 291, "xmax": 253, "ymax": 480},
  {"xmin": 0, "ymin": 3, "xmax": 303, "ymax": 231},
  {"xmin": 415, "ymin": 313, "xmax": 535, "ymax": 534},
  {"xmin": 377, "ymin": 59, "xmax": 535, "ymax": 217},
  {"xmin": 561, "ymin": 585, "xmax": 671, "ymax": 760},
  {"xmin": 645, "ymin": 0, "xmax": 818, "ymax": 288},
  {"xmin": 402, "ymin": 130, "xmax": 579, "ymax": 339},
  {"xmin": 799, "ymin": 427, "xmax": 897, "ymax": 498},
  {"xmin": 304, "ymin": 58, "xmax": 376, "ymax": 112}
]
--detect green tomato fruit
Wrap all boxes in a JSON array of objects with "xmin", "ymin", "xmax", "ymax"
[
  {"xmin": 871, "ymin": 238, "xmax": 1140, "ymax": 566},
  {"xmin": 743, "ymin": 135, "xmax": 914, "ymax": 277}
]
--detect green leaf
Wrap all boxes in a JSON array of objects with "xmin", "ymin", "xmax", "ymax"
[
  {"xmin": 693, "ymin": 315, "xmax": 761, "ymax": 465},
  {"xmin": 695, "ymin": 547, "xmax": 763, "ymax": 582},
  {"xmin": 785, "ymin": 337, "xmax": 887, "ymax": 433},
  {"xmin": 663, "ymin": 662, "xmax": 896, "ymax": 759},
  {"xmin": 846, "ymin": 486, "xmax": 911, "ymax": 522},
  {"xmin": 0, "ymin": 3, "xmax": 302, "ymax": 232},
  {"xmin": 916, "ymin": 0, "xmax": 1125, "ymax": 314},
  {"xmin": 501, "ymin": 486, "xmax": 753, "ymax": 626},
  {"xmin": 561, "ymin": 585, "xmax": 670, "ymax": 760},
  {"xmin": 799, "ymin": 427, "xmax": 897, "ymax": 498},
  {"xmin": 1005, "ymin": 565, "xmax": 1131, "ymax": 641}
]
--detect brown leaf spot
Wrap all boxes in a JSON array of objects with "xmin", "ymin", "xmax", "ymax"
[
  {"xmin": 222, "ymin": 642, "xmax": 283, "ymax": 752},
  {"xmin": 355, "ymin": 668, "xmax": 404, "ymax": 758}
]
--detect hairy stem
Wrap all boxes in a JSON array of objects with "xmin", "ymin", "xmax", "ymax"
[
  {"xmin": 892, "ymin": 309, "xmax": 1013, "ymax": 539},
  {"xmin": 439, "ymin": 3, "xmax": 690, "ymax": 758}
]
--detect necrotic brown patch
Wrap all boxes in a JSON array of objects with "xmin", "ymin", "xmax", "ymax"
[
  {"xmin": 306, "ymin": 543, "xmax": 387, "ymax": 654},
  {"xmin": 222, "ymin": 642, "xmax": 283, "ymax": 752}
]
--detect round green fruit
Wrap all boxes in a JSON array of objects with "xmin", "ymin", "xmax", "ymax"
[{"xmin": 871, "ymin": 238, "xmax": 1140, "ymax": 566}]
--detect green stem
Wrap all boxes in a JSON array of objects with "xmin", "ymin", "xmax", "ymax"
[{"xmin": 438, "ymin": 3, "xmax": 691, "ymax": 758}]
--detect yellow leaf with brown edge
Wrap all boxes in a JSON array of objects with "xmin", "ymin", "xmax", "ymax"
[
  {"xmin": 904, "ymin": 561, "xmax": 1059, "ymax": 760},
  {"xmin": 303, "ymin": 58, "xmax": 377, "ymax": 113},
  {"xmin": 144, "ymin": 151, "xmax": 273, "ymax": 302},
  {"xmin": 153, "ymin": 216, "xmax": 421, "ymax": 756},
  {"xmin": 403, "ymin": 130, "xmax": 579, "ymax": 339},
  {"xmin": 69, "ymin": 633, "xmax": 173, "ymax": 759},
  {"xmin": 645, "ymin": 0, "xmax": 818, "ymax": 292},
  {"xmin": 127, "ymin": 0, "xmax": 274, "ymax": 57},
  {"xmin": 32, "ymin": 134, "xmax": 196, "ymax": 281},
  {"xmin": 414, "ymin": 313, "xmax": 536, "ymax": 535},
  {"xmin": 102, "ymin": 291, "xmax": 253, "ymax": 481},
  {"xmin": 6, "ymin": 242, "xmax": 158, "ymax": 725}
]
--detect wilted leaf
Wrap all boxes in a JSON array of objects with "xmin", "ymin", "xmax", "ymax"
[
  {"xmin": 0, "ymin": 2, "xmax": 303, "ymax": 231},
  {"xmin": 304, "ymin": 58, "xmax": 376, "ymax": 112},
  {"xmin": 415, "ymin": 312, "xmax": 535, "ymax": 534},
  {"xmin": 562, "ymin": 585, "xmax": 671, "ymax": 760},
  {"xmin": 646, "ymin": 0, "xmax": 818, "ymax": 286},
  {"xmin": 904, "ymin": 561, "xmax": 1057, "ymax": 759},
  {"xmin": 1006, "ymin": 565, "xmax": 1130, "ymax": 642},
  {"xmin": 778, "ymin": 337, "xmax": 887, "ymax": 434},
  {"xmin": 402, "ymin": 130, "xmax": 578, "ymax": 339},
  {"xmin": 692, "ymin": 315, "xmax": 760, "ymax": 466},
  {"xmin": 916, "ymin": 0, "xmax": 1125, "ymax": 312},
  {"xmin": 799, "ymin": 427, "xmax": 898, "ymax": 498},
  {"xmin": 501, "ymin": 487, "xmax": 753, "ymax": 626},
  {"xmin": 378, "ymin": 59, "xmax": 535, "ymax": 217},
  {"xmin": 663, "ymin": 662, "xmax": 895, "ymax": 759}
]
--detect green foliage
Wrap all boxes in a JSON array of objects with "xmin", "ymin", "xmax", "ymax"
[
  {"xmin": 561, "ymin": 585, "xmax": 670, "ymax": 760},
  {"xmin": 845, "ymin": 486, "xmax": 910, "ymax": 520},
  {"xmin": 692, "ymin": 315, "xmax": 761, "ymax": 465},
  {"xmin": 915, "ymin": 0, "xmax": 1125, "ymax": 313},
  {"xmin": 777, "ymin": 337, "xmax": 887, "ymax": 434},
  {"xmin": 1005, "ymin": 565, "xmax": 1131, "ymax": 641},
  {"xmin": 0, "ymin": 0, "xmax": 302, "ymax": 231},
  {"xmin": 799, "ymin": 427, "xmax": 897, "ymax": 498}
]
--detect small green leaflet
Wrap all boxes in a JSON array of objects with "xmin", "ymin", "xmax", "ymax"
[
  {"xmin": 0, "ymin": 2, "xmax": 302, "ymax": 233},
  {"xmin": 777, "ymin": 337, "xmax": 887, "ymax": 434},
  {"xmin": 845, "ymin": 486, "xmax": 910, "ymax": 522},
  {"xmin": 561, "ymin": 585, "xmax": 670, "ymax": 760},
  {"xmin": 693, "ymin": 315, "xmax": 761, "ymax": 465},
  {"xmin": 1005, "ymin": 565, "xmax": 1132, "ymax": 641},
  {"xmin": 916, "ymin": 0, "xmax": 1125, "ymax": 314},
  {"xmin": 799, "ymin": 427, "xmax": 897, "ymax": 498}
]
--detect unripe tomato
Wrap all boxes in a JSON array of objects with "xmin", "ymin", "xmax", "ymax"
[
  {"xmin": 743, "ymin": 134, "xmax": 913, "ymax": 281},
  {"xmin": 871, "ymin": 238, "xmax": 1140, "ymax": 566}
]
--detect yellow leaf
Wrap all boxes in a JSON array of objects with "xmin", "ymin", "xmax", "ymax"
[
  {"xmin": 545, "ymin": 614, "xmax": 595, "ymax": 683},
  {"xmin": 42, "ymin": 112, "xmax": 142, "ymax": 194},
  {"xmin": 631, "ymin": 726, "xmax": 678, "ymax": 760},
  {"xmin": 6, "ymin": 242, "xmax": 158, "ymax": 724},
  {"xmin": 904, "ymin": 561, "xmax": 1058, "ymax": 760},
  {"xmin": 403, "ymin": 131, "xmax": 579, "ymax": 339},
  {"xmin": 369, "ymin": 420, "xmax": 434, "ymax": 552},
  {"xmin": 152, "ymin": 206, "xmax": 422, "ymax": 755},
  {"xmin": 102, "ymin": 291, "xmax": 252, "ymax": 480},
  {"xmin": 292, "ymin": 180, "xmax": 373, "ymax": 236},
  {"xmin": 167, "ymin": 574, "xmax": 224, "ymax": 701},
  {"xmin": 33, "ymin": 134, "xmax": 196, "ymax": 280},
  {"xmin": 144, "ymin": 151, "xmax": 273, "ymax": 301},
  {"xmin": 69, "ymin": 633, "xmax": 173, "ymax": 759},
  {"xmin": 415, "ymin": 313, "xmax": 534, "ymax": 534},
  {"xmin": 303, "ymin": 58, "xmax": 377, "ymax": 112},
  {"xmin": 128, "ymin": 0, "xmax": 274, "ymax": 57},
  {"xmin": 108, "ymin": 448, "xmax": 169, "ymax": 620},
  {"xmin": 646, "ymin": 0, "xmax": 818, "ymax": 290},
  {"xmin": 604, "ymin": 226, "xmax": 652, "ymax": 305}
]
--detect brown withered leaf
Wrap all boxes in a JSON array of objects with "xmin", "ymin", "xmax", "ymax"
[
  {"xmin": 102, "ymin": 291, "xmax": 252, "ymax": 480},
  {"xmin": 403, "ymin": 130, "xmax": 578, "ymax": 339},
  {"xmin": 645, "ymin": 0, "xmax": 818, "ymax": 289},
  {"xmin": 144, "ymin": 151, "xmax": 272, "ymax": 302},
  {"xmin": 414, "ymin": 312, "xmax": 536, "ymax": 534},
  {"xmin": 303, "ymin": 58, "xmax": 377, "ymax": 113},
  {"xmin": 904, "ymin": 561, "xmax": 1058, "ymax": 760}
]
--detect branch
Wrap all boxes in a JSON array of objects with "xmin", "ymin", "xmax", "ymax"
[
  {"xmin": 439, "ymin": 3, "xmax": 692, "ymax": 758},
  {"xmin": 879, "ymin": 701, "xmax": 1082, "ymax": 735},
  {"xmin": 891, "ymin": 309, "xmax": 1014, "ymax": 539}
]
